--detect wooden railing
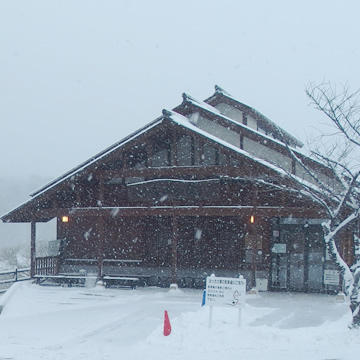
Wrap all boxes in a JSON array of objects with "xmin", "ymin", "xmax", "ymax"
[
  {"xmin": 0, "ymin": 268, "xmax": 31, "ymax": 293},
  {"xmin": 35, "ymin": 256, "xmax": 60, "ymax": 275}
]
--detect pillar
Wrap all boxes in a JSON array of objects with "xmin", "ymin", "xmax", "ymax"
[
  {"xmin": 171, "ymin": 216, "xmax": 178, "ymax": 284},
  {"xmin": 97, "ymin": 215, "xmax": 105, "ymax": 278},
  {"xmin": 30, "ymin": 221, "xmax": 36, "ymax": 278}
]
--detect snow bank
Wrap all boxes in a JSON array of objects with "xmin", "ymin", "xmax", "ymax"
[
  {"xmin": 0, "ymin": 283, "xmax": 358, "ymax": 360},
  {"xmin": 0, "ymin": 280, "xmax": 28, "ymax": 314}
]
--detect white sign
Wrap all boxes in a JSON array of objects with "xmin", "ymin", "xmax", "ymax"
[
  {"xmin": 272, "ymin": 244, "xmax": 287, "ymax": 253},
  {"xmin": 205, "ymin": 276, "xmax": 246, "ymax": 309},
  {"xmin": 324, "ymin": 270, "xmax": 340, "ymax": 285}
]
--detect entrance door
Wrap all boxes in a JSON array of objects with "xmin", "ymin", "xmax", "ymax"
[
  {"xmin": 271, "ymin": 222, "xmax": 324, "ymax": 292},
  {"xmin": 271, "ymin": 252, "xmax": 288, "ymax": 289},
  {"xmin": 307, "ymin": 226, "xmax": 324, "ymax": 290},
  {"xmin": 283, "ymin": 226, "xmax": 305, "ymax": 291}
]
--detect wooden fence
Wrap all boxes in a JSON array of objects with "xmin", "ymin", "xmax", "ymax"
[
  {"xmin": 0, "ymin": 268, "xmax": 31, "ymax": 293},
  {"xmin": 35, "ymin": 256, "xmax": 60, "ymax": 275}
]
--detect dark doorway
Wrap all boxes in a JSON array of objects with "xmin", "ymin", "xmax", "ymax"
[{"xmin": 271, "ymin": 220, "xmax": 325, "ymax": 292}]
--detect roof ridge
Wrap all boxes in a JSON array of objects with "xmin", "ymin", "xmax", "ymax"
[
  {"xmin": 206, "ymin": 87, "xmax": 304, "ymax": 148},
  {"xmin": 214, "ymin": 85, "xmax": 232, "ymax": 97}
]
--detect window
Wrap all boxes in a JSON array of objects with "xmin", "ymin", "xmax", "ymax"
[
  {"xmin": 202, "ymin": 144, "xmax": 217, "ymax": 165},
  {"xmin": 125, "ymin": 146, "xmax": 147, "ymax": 168},
  {"xmin": 177, "ymin": 135, "xmax": 193, "ymax": 166}
]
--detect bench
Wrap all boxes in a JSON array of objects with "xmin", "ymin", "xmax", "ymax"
[
  {"xmin": 103, "ymin": 275, "xmax": 140, "ymax": 289},
  {"xmin": 102, "ymin": 274, "xmax": 153, "ymax": 289},
  {"xmin": 34, "ymin": 274, "xmax": 97, "ymax": 287}
]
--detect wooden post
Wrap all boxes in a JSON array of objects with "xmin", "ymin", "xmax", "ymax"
[
  {"xmin": 97, "ymin": 175, "xmax": 105, "ymax": 279},
  {"xmin": 171, "ymin": 216, "xmax": 178, "ymax": 285},
  {"xmin": 170, "ymin": 129, "xmax": 177, "ymax": 166},
  {"xmin": 99, "ymin": 177, "xmax": 104, "ymax": 207},
  {"xmin": 30, "ymin": 221, "xmax": 36, "ymax": 278},
  {"xmin": 252, "ymin": 185, "xmax": 259, "ymax": 287},
  {"xmin": 97, "ymin": 216, "xmax": 105, "ymax": 279}
]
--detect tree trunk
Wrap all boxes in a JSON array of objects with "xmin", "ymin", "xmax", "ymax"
[
  {"xmin": 322, "ymin": 222, "xmax": 360, "ymax": 329},
  {"xmin": 349, "ymin": 270, "xmax": 360, "ymax": 328}
]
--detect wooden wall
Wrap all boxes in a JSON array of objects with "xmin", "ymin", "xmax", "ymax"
[{"xmin": 57, "ymin": 214, "xmax": 272, "ymax": 272}]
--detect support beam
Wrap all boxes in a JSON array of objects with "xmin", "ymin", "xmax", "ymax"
[
  {"xmin": 30, "ymin": 221, "xmax": 36, "ymax": 278},
  {"xmin": 97, "ymin": 216, "xmax": 105, "ymax": 279},
  {"xmin": 171, "ymin": 216, "xmax": 178, "ymax": 285},
  {"xmin": 98, "ymin": 177, "xmax": 104, "ymax": 206},
  {"xmin": 25, "ymin": 205, "xmax": 328, "ymax": 221}
]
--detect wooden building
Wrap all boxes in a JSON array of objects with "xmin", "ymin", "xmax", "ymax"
[{"xmin": 1, "ymin": 86, "xmax": 354, "ymax": 291}]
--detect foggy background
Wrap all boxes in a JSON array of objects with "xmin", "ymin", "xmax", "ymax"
[{"xmin": 1, "ymin": 0, "xmax": 360, "ymax": 249}]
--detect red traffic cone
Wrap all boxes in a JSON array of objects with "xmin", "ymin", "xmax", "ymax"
[{"xmin": 163, "ymin": 310, "xmax": 171, "ymax": 336}]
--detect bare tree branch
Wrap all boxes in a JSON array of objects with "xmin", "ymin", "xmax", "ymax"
[{"xmin": 273, "ymin": 81, "xmax": 360, "ymax": 328}]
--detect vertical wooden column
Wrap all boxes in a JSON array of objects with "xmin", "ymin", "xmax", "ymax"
[
  {"xmin": 242, "ymin": 113, "xmax": 248, "ymax": 126},
  {"xmin": 199, "ymin": 141, "xmax": 204, "ymax": 166},
  {"xmin": 30, "ymin": 221, "xmax": 36, "ymax": 278},
  {"xmin": 99, "ymin": 177, "xmax": 104, "ymax": 206},
  {"xmin": 240, "ymin": 132, "xmax": 244, "ymax": 150},
  {"xmin": 170, "ymin": 129, "xmax": 177, "ymax": 166},
  {"xmin": 147, "ymin": 142, "xmax": 153, "ymax": 167},
  {"xmin": 75, "ymin": 189, "xmax": 81, "ymax": 206},
  {"xmin": 97, "ymin": 175, "xmax": 105, "ymax": 279},
  {"xmin": 291, "ymin": 158, "xmax": 296, "ymax": 175},
  {"xmin": 251, "ymin": 185, "xmax": 259, "ymax": 287},
  {"xmin": 171, "ymin": 216, "xmax": 178, "ymax": 284},
  {"xmin": 97, "ymin": 215, "xmax": 105, "ymax": 279}
]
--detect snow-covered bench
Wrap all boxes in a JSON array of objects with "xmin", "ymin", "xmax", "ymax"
[
  {"xmin": 34, "ymin": 274, "xmax": 97, "ymax": 287},
  {"xmin": 102, "ymin": 275, "xmax": 140, "ymax": 289},
  {"xmin": 102, "ymin": 274, "xmax": 154, "ymax": 289}
]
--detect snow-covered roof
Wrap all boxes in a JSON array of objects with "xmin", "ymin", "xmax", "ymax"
[
  {"xmin": 1, "ymin": 110, "xmax": 297, "ymax": 222},
  {"xmin": 1, "ymin": 118, "xmax": 164, "ymax": 221},
  {"xmin": 163, "ymin": 109, "xmax": 289, "ymax": 177},
  {"xmin": 30, "ymin": 118, "xmax": 164, "ymax": 197},
  {"xmin": 206, "ymin": 85, "xmax": 304, "ymax": 148},
  {"xmin": 33, "ymin": 96, "xmax": 302, "ymax": 200},
  {"xmin": 179, "ymin": 92, "xmax": 302, "ymax": 154},
  {"xmin": 164, "ymin": 109, "xmax": 332, "ymax": 193},
  {"xmin": 0, "ymin": 86, "xmax": 325, "ymax": 222}
]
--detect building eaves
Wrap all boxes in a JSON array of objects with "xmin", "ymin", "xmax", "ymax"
[
  {"xmin": 0, "ymin": 118, "xmax": 164, "ymax": 222},
  {"xmin": 1, "ymin": 107, "xmax": 326, "ymax": 223},
  {"xmin": 30, "ymin": 117, "xmax": 164, "ymax": 197}
]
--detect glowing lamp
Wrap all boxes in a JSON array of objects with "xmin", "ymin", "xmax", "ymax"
[
  {"xmin": 62, "ymin": 216, "xmax": 69, "ymax": 223},
  {"xmin": 250, "ymin": 215, "xmax": 255, "ymax": 224}
]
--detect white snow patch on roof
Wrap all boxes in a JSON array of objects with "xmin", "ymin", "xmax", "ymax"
[{"xmin": 184, "ymin": 95, "xmax": 301, "ymax": 152}]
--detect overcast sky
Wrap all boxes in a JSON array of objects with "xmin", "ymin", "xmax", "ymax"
[{"xmin": 1, "ymin": 0, "xmax": 360, "ymax": 180}]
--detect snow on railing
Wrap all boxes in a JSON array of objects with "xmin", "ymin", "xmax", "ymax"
[{"xmin": 0, "ymin": 267, "xmax": 31, "ymax": 293}]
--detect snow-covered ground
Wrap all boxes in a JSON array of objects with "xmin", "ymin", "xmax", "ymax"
[{"xmin": 0, "ymin": 281, "xmax": 359, "ymax": 360}]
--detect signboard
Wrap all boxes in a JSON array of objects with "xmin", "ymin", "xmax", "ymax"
[
  {"xmin": 48, "ymin": 240, "xmax": 61, "ymax": 256},
  {"xmin": 324, "ymin": 270, "xmax": 340, "ymax": 285},
  {"xmin": 272, "ymin": 244, "xmax": 286, "ymax": 253},
  {"xmin": 205, "ymin": 276, "xmax": 246, "ymax": 309}
]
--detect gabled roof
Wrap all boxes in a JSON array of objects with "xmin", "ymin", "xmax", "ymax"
[
  {"xmin": 204, "ymin": 85, "xmax": 304, "ymax": 148},
  {"xmin": 30, "ymin": 118, "xmax": 163, "ymax": 197},
  {"xmin": 1, "ymin": 86, "xmax": 320, "ymax": 223},
  {"xmin": 174, "ymin": 92, "xmax": 301, "ymax": 154},
  {"xmin": 23, "ymin": 86, "xmax": 304, "ymax": 200}
]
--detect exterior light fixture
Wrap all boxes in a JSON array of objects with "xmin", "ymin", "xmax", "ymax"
[
  {"xmin": 62, "ymin": 216, "xmax": 69, "ymax": 223},
  {"xmin": 250, "ymin": 215, "xmax": 255, "ymax": 224}
]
